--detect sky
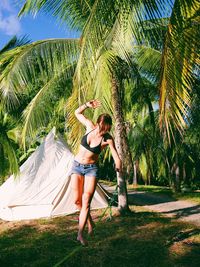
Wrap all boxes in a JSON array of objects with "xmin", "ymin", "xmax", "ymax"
[{"xmin": 0, "ymin": 0, "xmax": 80, "ymax": 49}]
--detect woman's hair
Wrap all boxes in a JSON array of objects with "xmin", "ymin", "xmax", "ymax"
[{"xmin": 97, "ymin": 113, "xmax": 112, "ymax": 132}]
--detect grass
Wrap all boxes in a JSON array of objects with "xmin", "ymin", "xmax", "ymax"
[
  {"xmin": 99, "ymin": 179, "xmax": 117, "ymax": 187},
  {"xmin": 0, "ymin": 206, "xmax": 200, "ymax": 267}
]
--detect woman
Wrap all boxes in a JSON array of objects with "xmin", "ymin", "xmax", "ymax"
[{"xmin": 71, "ymin": 99, "xmax": 121, "ymax": 245}]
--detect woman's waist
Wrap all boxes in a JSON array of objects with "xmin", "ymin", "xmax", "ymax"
[
  {"xmin": 75, "ymin": 152, "xmax": 99, "ymax": 165},
  {"xmin": 73, "ymin": 159, "xmax": 98, "ymax": 167}
]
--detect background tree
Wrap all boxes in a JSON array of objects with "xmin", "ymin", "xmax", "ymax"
[{"xmin": 0, "ymin": 36, "xmax": 32, "ymax": 181}]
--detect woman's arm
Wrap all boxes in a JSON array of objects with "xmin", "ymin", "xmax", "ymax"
[
  {"xmin": 107, "ymin": 138, "xmax": 122, "ymax": 172},
  {"xmin": 75, "ymin": 99, "xmax": 101, "ymax": 128}
]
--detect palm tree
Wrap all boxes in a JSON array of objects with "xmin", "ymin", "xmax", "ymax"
[
  {"xmin": 0, "ymin": 36, "xmax": 32, "ymax": 181},
  {"xmin": 0, "ymin": 38, "xmax": 80, "ymax": 142},
  {"xmin": 18, "ymin": 0, "xmax": 199, "ymax": 134},
  {"xmin": 0, "ymin": 108, "xmax": 19, "ymax": 182}
]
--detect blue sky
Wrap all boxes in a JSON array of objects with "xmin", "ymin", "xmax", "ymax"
[{"xmin": 0, "ymin": 0, "xmax": 80, "ymax": 49}]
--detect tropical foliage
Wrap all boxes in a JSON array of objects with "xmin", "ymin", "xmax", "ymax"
[
  {"xmin": 0, "ymin": 36, "xmax": 31, "ymax": 181},
  {"xmin": 16, "ymin": 0, "xmax": 200, "ymax": 140},
  {"xmin": 0, "ymin": 108, "xmax": 19, "ymax": 182}
]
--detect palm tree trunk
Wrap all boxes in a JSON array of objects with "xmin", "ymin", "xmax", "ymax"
[
  {"xmin": 111, "ymin": 77, "xmax": 132, "ymax": 214},
  {"xmin": 171, "ymin": 162, "xmax": 181, "ymax": 193},
  {"xmin": 133, "ymin": 161, "xmax": 138, "ymax": 187},
  {"xmin": 175, "ymin": 164, "xmax": 181, "ymax": 192}
]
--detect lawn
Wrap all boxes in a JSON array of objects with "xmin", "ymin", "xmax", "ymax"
[{"xmin": 0, "ymin": 205, "xmax": 200, "ymax": 267}]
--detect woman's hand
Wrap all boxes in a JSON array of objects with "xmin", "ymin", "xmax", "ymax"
[{"xmin": 86, "ymin": 99, "xmax": 101, "ymax": 109}]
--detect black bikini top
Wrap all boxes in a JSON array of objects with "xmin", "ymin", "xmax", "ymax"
[{"xmin": 81, "ymin": 129, "xmax": 112, "ymax": 155}]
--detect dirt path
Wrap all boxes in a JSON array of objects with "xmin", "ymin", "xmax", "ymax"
[{"xmin": 103, "ymin": 185, "xmax": 200, "ymax": 227}]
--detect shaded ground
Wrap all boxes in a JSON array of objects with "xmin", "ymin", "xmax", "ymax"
[
  {"xmin": 0, "ymin": 206, "xmax": 200, "ymax": 267},
  {"xmin": 0, "ymin": 186, "xmax": 200, "ymax": 267}
]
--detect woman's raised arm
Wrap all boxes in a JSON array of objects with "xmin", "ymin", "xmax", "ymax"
[{"xmin": 75, "ymin": 99, "xmax": 101, "ymax": 128}]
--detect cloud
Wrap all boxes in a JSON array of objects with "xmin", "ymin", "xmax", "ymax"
[
  {"xmin": 0, "ymin": 0, "xmax": 13, "ymax": 12},
  {"xmin": 0, "ymin": 14, "xmax": 21, "ymax": 35},
  {"xmin": 0, "ymin": 0, "xmax": 21, "ymax": 36}
]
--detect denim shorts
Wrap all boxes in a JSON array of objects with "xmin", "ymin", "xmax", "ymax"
[{"xmin": 71, "ymin": 160, "xmax": 99, "ymax": 178}]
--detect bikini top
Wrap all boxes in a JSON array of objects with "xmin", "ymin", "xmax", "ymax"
[{"xmin": 81, "ymin": 129, "xmax": 112, "ymax": 155}]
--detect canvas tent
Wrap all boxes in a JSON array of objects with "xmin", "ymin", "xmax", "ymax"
[{"xmin": 0, "ymin": 128, "xmax": 109, "ymax": 221}]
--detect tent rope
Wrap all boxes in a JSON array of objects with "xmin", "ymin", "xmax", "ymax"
[{"xmin": 96, "ymin": 184, "xmax": 118, "ymax": 223}]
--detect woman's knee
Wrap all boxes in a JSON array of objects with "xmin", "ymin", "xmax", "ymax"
[
  {"xmin": 74, "ymin": 198, "xmax": 82, "ymax": 207},
  {"xmin": 82, "ymin": 192, "xmax": 92, "ymax": 207}
]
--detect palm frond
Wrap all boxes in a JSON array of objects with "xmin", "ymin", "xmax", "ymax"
[
  {"xmin": 134, "ymin": 45, "xmax": 162, "ymax": 83},
  {"xmin": 159, "ymin": 0, "xmax": 200, "ymax": 139},
  {"xmin": 21, "ymin": 64, "xmax": 75, "ymax": 148},
  {"xmin": 18, "ymin": 0, "xmax": 91, "ymax": 30},
  {"xmin": 66, "ymin": 49, "xmax": 120, "ymax": 152},
  {"xmin": 0, "ymin": 134, "xmax": 19, "ymax": 177},
  {"xmin": 0, "ymin": 38, "xmax": 80, "ymax": 109},
  {"xmin": 0, "ymin": 35, "xmax": 31, "ymax": 54},
  {"xmin": 18, "ymin": 1, "xmax": 172, "ymax": 85},
  {"xmin": 0, "ymin": 110, "xmax": 19, "ymax": 176},
  {"xmin": 17, "ymin": 0, "xmax": 200, "ymax": 142}
]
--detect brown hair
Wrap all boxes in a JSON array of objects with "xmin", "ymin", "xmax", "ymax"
[{"xmin": 97, "ymin": 113, "xmax": 112, "ymax": 133}]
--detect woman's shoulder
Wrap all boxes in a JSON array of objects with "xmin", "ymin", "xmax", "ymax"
[{"xmin": 85, "ymin": 123, "xmax": 96, "ymax": 133}]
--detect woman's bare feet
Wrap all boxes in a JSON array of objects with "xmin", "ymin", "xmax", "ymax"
[
  {"xmin": 88, "ymin": 228, "xmax": 94, "ymax": 236},
  {"xmin": 87, "ymin": 221, "xmax": 95, "ymax": 236},
  {"xmin": 77, "ymin": 234, "xmax": 88, "ymax": 246}
]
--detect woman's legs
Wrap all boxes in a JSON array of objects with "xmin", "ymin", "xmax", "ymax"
[
  {"xmin": 77, "ymin": 175, "xmax": 97, "ymax": 245},
  {"xmin": 71, "ymin": 173, "xmax": 96, "ymax": 243},
  {"xmin": 71, "ymin": 173, "xmax": 84, "ymax": 211},
  {"xmin": 87, "ymin": 212, "xmax": 95, "ymax": 235}
]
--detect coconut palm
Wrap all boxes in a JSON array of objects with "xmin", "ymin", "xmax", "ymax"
[
  {"xmin": 0, "ymin": 108, "xmax": 20, "ymax": 182},
  {"xmin": 0, "ymin": 36, "xmax": 32, "ymax": 181},
  {"xmin": 0, "ymin": 38, "xmax": 80, "ymax": 142},
  {"xmin": 18, "ymin": 0, "xmax": 200, "ymax": 135}
]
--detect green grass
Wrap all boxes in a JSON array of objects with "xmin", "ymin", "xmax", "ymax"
[
  {"xmin": 99, "ymin": 179, "xmax": 117, "ymax": 187},
  {"xmin": 0, "ymin": 206, "xmax": 200, "ymax": 267},
  {"xmin": 173, "ymin": 192, "xmax": 200, "ymax": 204}
]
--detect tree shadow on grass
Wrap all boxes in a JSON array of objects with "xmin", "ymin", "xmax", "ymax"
[
  {"xmin": 65, "ymin": 212, "xmax": 200, "ymax": 267},
  {"xmin": 0, "ymin": 211, "xmax": 200, "ymax": 267},
  {"xmin": 162, "ymin": 204, "xmax": 200, "ymax": 219},
  {"xmin": 128, "ymin": 191, "xmax": 177, "ymax": 205},
  {"xmin": 127, "ymin": 191, "xmax": 200, "ymax": 224},
  {"xmin": 0, "ymin": 217, "xmax": 79, "ymax": 267}
]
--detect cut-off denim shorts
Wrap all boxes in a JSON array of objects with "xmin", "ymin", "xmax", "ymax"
[{"xmin": 71, "ymin": 160, "xmax": 99, "ymax": 178}]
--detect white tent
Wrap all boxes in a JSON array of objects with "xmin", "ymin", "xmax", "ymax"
[{"xmin": 0, "ymin": 128, "xmax": 109, "ymax": 221}]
